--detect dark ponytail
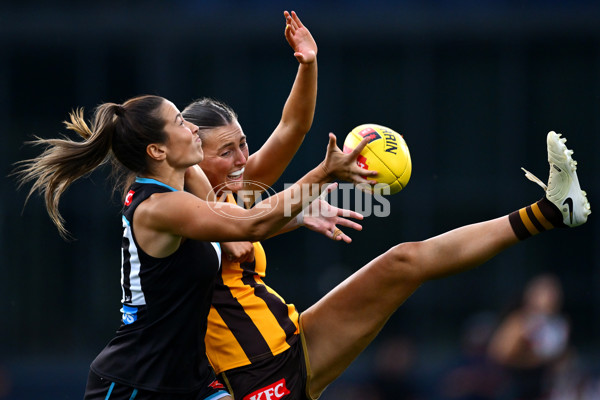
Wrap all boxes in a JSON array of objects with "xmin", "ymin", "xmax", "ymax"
[{"xmin": 14, "ymin": 94, "xmax": 166, "ymax": 238}]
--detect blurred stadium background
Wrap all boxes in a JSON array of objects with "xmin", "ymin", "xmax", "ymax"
[{"xmin": 1, "ymin": 1, "xmax": 600, "ymax": 399}]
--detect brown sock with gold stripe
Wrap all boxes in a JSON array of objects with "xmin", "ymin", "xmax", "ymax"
[{"xmin": 509, "ymin": 197, "xmax": 566, "ymax": 240}]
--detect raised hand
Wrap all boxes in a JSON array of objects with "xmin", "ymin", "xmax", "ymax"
[
  {"xmin": 284, "ymin": 10, "xmax": 317, "ymax": 64},
  {"xmin": 321, "ymin": 133, "xmax": 378, "ymax": 186}
]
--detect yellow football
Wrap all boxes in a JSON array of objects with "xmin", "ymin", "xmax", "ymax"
[{"xmin": 343, "ymin": 124, "xmax": 412, "ymax": 195}]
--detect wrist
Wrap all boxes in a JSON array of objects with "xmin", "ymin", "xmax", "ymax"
[
  {"xmin": 316, "ymin": 161, "xmax": 332, "ymax": 181},
  {"xmin": 299, "ymin": 58, "xmax": 317, "ymax": 67}
]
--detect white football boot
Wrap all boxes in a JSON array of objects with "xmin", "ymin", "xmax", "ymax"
[{"xmin": 521, "ymin": 131, "xmax": 591, "ymax": 227}]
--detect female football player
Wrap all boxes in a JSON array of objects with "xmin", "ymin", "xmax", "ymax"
[
  {"xmin": 182, "ymin": 15, "xmax": 591, "ymax": 396},
  {"xmin": 14, "ymin": 92, "xmax": 373, "ymax": 399}
]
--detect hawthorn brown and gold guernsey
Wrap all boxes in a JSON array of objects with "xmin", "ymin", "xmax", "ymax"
[{"xmin": 205, "ymin": 195, "xmax": 301, "ymax": 374}]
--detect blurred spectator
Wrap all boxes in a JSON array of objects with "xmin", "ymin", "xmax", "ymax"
[
  {"xmin": 487, "ymin": 273, "xmax": 570, "ymax": 400},
  {"xmin": 438, "ymin": 312, "xmax": 508, "ymax": 400}
]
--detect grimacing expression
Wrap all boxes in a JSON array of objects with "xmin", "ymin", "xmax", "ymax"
[
  {"xmin": 159, "ymin": 100, "xmax": 203, "ymax": 168},
  {"xmin": 199, "ymin": 121, "xmax": 249, "ymax": 194}
]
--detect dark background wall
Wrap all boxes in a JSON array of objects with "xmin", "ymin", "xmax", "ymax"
[{"xmin": 1, "ymin": 1, "xmax": 600, "ymax": 399}]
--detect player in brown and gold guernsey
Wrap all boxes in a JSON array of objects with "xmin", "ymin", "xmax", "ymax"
[{"xmin": 182, "ymin": 10, "xmax": 592, "ymax": 400}]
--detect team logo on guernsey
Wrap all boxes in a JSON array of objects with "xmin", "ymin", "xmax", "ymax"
[
  {"xmin": 121, "ymin": 305, "xmax": 138, "ymax": 325},
  {"xmin": 124, "ymin": 190, "xmax": 135, "ymax": 206},
  {"xmin": 208, "ymin": 379, "xmax": 225, "ymax": 390},
  {"xmin": 243, "ymin": 378, "xmax": 290, "ymax": 400}
]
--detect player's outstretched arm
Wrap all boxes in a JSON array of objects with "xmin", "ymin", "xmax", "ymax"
[
  {"xmin": 246, "ymin": 10, "xmax": 318, "ymax": 187},
  {"xmin": 267, "ymin": 183, "xmax": 364, "ymax": 242}
]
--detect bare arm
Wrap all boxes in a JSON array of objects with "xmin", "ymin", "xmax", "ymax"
[
  {"xmin": 219, "ymin": 186, "xmax": 364, "ymax": 262},
  {"xmin": 245, "ymin": 10, "xmax": 318, "ymax": 187},
  {"xmin": 137, "ymin": 134, "xmax": 376, "ymax": 256},
  {"xmin": 142, "ymin": 167, "xmax": 327, "ymax": 244},
  {"xmin": 267, "ymin": 183, "xmax": 364, "ymax": 242},
  {"xmin": 217, "ymin": 188, "xmax": 366, "ymax": 263}
]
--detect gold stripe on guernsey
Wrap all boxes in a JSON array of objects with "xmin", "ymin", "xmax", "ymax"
[
  {"xmin": 204, "ymin": 194, "xmax": 300, "ymax": 374},
  {"xmin": 531, "ymin": 203, "xmax": 554, "ymax": 230},
  {"xmin": 519, "ymin": 207, "xmax": 540, "ymax": 235},
  {"xmin": 205, "ymin": 308, "xmax": 247, "ymax": 372}
]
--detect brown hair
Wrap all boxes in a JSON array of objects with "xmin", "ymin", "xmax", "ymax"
[
  {"xmin": 182, "ymin": 97, "xmax": 237, "ymax": 139},
  {"xmin": 14, "ymin": 94, "xmax": 166, "ymax": 237}
]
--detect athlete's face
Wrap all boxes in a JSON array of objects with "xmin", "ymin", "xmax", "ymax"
[
  {"xmin": 160, "ymin": 100, "xmax": 203, "ymax": 167},
  {"xmin": 199, "ymin": 121, "xmax": 249, "ymax": 194}
]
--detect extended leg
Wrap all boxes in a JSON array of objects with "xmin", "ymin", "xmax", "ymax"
[
  {"xmin": 301, "ymin": 131, "xmax": 590, "ymax": 398},
  {"xmin": 302, "ymin": 216, "xmax": 516, "ymax": 397}
]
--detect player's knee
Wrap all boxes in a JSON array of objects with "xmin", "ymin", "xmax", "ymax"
[{"xmin": 382, "ymin": 241, "xmax": 428, "ymax": 285}]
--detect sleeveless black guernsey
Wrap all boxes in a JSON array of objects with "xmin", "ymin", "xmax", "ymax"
[{"xmin": 90, "ymin": 178, "xmax": 222, "ymax": 393}]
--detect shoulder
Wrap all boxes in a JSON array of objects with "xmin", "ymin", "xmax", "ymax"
[
  {"xmin": 137, "ymin": 190, "xmax": 195, "ymax": 217},
  {"xmin": 134, "ymin": 191, "xmax": 201, "ymax": 230}
]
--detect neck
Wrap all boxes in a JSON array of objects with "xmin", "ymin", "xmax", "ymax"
[{"xmin": 139, "ymin": 170, "xmax": 185, "ymax": 191}]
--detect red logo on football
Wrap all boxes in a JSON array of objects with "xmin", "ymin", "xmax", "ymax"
[
  {"xmin": 124, "ymin": 190, "xmax": 135, "ymax": 206},
  {"xmin": 243, "ymin": 378, "xmax": 290, "ymax": 400},
  {"xmin": 357, "ymin": 128, "xmax": 382, "ymax": 142},
  {"xmin": 356, "ymin": 154, "xmax": 368, "ymax": 170}
]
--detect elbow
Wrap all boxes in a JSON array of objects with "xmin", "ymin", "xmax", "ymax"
[
  {"xmin": 293, "ymin": 118, "xmax": 313, "ymax": 135},
  {"xmin": 252, "ymin": 220, "xmax": 277, "ymax": 242},
  {"xmin": 279, "ymin": 120, "xmax": 312, "ymax": 138}
]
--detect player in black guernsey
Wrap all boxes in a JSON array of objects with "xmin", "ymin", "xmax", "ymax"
[
  {"xmin": 14, "ymin": 94, "xmax": 375, "ymax": 399},
  {"xmin": 88, "ymin": 179, "xmax": 223, "ymax": 395}
]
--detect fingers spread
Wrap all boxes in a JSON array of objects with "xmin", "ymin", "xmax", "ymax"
[
  {"xmin": 336, "ymin": 218, "xmax": 363, "ymax": 232},
  {"xmin": 338, "ymin": 208, "xmax": 364, "ymax": 220},
  {"xmin": 351, "ymin": 135, "xmax": 371, "ymax": 157},
  {"xmin": 327, "ymin": 132, "xmax": 338, "ymax": 150},
  {"xmin": 291, "ymin": 10, "xmax": 303, "ymax": 28},
  {"xmin": 323, "ymin": 182, "xmax": 338, "ymax": 195}
]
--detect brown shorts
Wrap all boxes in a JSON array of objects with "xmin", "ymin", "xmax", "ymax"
[{"xmin": 219, "ymin": 330, "xmax": 315, "ymax": 400}]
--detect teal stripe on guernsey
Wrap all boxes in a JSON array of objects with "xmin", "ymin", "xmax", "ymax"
[
  {"xmin": 135, "ymin": 177, "xmax": 178, "ymax": 192},
  {"xmin": 102, "ymin": 383, "xmax": 138, "ymax": 399},
  {"xmin": 104, "ymin": 382, "xmax": 115, "ymax": 400},
  {"xmin": 206, "ymin": 391, "xmax": 230, "ymax": 400}
]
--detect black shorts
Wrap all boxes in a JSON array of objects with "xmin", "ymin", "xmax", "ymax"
[
  {"xmin": 84, "ymin": 370, "xmax": 230, "ymax": 400},
  {"xmin": 218, "ymin": 331, "xmax": 314, "ymax": 400}
]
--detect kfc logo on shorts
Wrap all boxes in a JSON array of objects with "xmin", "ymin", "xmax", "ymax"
[
  {"xmin": 124, "ymin": 190, "xmax": 135, "ymax": 206},
  {"xmin": 243, "ymin": 378, "xmax": 290, "ymax": 400}
]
